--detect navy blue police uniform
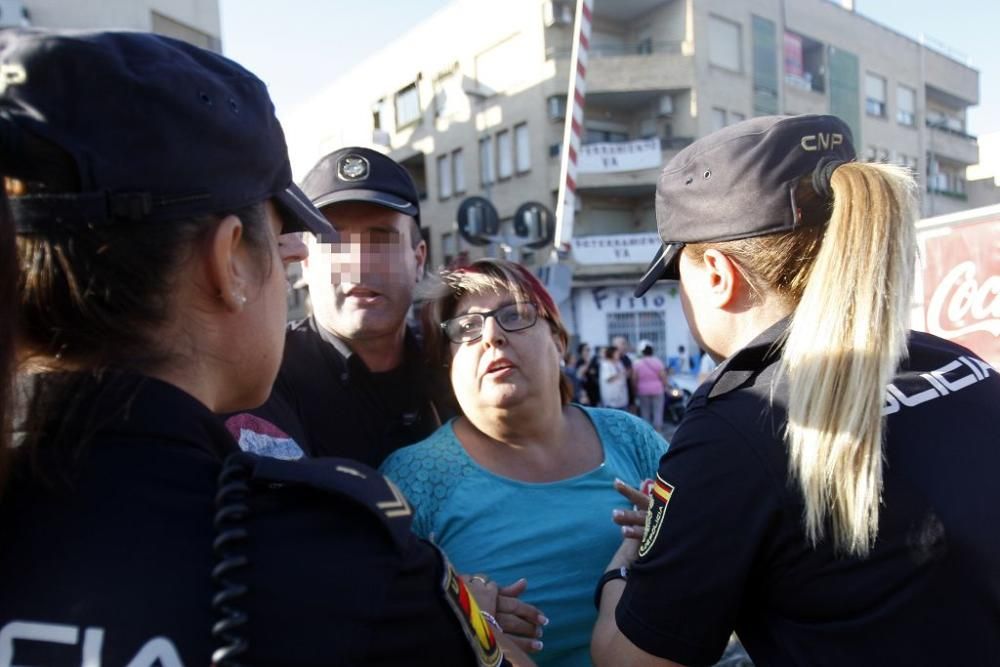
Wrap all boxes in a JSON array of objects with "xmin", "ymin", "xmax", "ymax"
[
  {"xmin": 1, "ymin": 374, "xmax": 503, "ymax": 666},
  {"xmin": 615, "ymin": 319, "xmax": 1000, "ymax": 666},
  {"xmin": 229, "ymin": 314, "xmax": 450, "ymax": 467}
]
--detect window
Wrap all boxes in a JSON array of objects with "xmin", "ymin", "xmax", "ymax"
[
  {"xmin": 452, "ymin": 149, "xmax": 466, "ymax": 194},
  {"xmin": 547, "ymin": 95, "xmax": 567, "ymax": 120},
  {"xmin": 434, "ymin": 69, "xmax": 464, "ymax": 117},
  {"xmin": 897, "ymin": 85, "xmax": 916, "ymax": 126},
  {"xmin": 865, "ymin": 145, "xmax": 889, "ymax": 163},
  {"xmin": 606, "ymin": 312, "xmax": 667, "ymax": 365},
  {"xmin": 437, "ymin": 154, "xmax": 452, "ymax": 199},
  {"xmin": 497, "ymin": 130, "xmax": 513, "ymax": 179},
  {"xmin": 372, "ymin": 99, "xmax": 387, "ymax": 130},
  {"xmin": 711, "ymin": 108, "xmax": 727, "ymax": 131},
  {"xmin": 479, "ymin": 136, "xmax": 495, "ymax": 185},
  {"xmin": 752, "ymin": 15, "xmax": 779, "ymax": 115},
  {"xmin": 395, "ymin": 82, "xmax": 421, "ymax": 127},
  {"xmin": 441, "ymin": 231, "xmax": 457, "ymax": 267},
  {"xmin": 584, "ymin": 127, "xmax": 628, "ymax": 143},
  {"xmin": 708, "ymin": 15, "xmax": 742, "ymax": 72},
  {"xmin": 515, "ymin": 123, "xmax": 531, "ymax": 174},
  {"xmin": 783, "ymin": 31, "xmax": 826, "ymax": 93},
  {"xmin": 865, "ymin": 73, "xmax": 887, "ymax": 118},
  {"xmin": 896, "ymin": 153, "xmax": 918, "ymax": 175},
  {"xmin": 927, "ymin": 109, "xmax": 965, "ymax": 133}
]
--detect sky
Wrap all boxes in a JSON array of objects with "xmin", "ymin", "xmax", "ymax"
[{"xmin": 220, "ymin": 0, "xmax": 1000, "ymax": 137}]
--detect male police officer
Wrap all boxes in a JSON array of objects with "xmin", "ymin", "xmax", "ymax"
[{"xmin": 227, "ymin": 148, "xmax": 451, "ymax": 467}]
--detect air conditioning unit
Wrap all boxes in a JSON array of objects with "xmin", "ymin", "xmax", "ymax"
[
  {"xmin": 543, "ymin": 1, "xmax": 573, "ymax": 27},
  {"xmin": 0, "ymin": 0, "xmax": 29, "ymax": 27},
  {"xmin": 657, "ymin": 94, "xmax": 674, "ymax": 117}
]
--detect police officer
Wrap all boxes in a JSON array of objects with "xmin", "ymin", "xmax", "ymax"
[
  {"xmin": 0, "ymin": 28, "xmax": 523, "ymax": 666},
  {"xmin": 226, "ymin": 147, "xmax": 454, "ymax": 466},
  {"xmin": 591, "ymin": 115, "xmax": 1000, "ymax": 665}
]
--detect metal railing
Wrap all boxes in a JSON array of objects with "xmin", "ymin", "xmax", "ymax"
[
  {"xmin": 546, "ymin": 40, "xmax": 683, "ymax": 59},
  {"xmin": 925, "ymin": 120, "xmax": 977, "ymax": 142}
]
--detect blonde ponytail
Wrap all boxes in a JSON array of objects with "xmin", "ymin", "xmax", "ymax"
[
  {"xmin": 781, "ymin": 162, "xmax": 918, "ymax": 555},
  {"xmin": 684, "ymin": 161, "xmax": 918, "ymax": 555}
]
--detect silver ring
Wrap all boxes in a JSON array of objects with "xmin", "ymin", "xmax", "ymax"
[{"xmin": 470, "ymin": 575, "xmax": 490, "ymax": 586}]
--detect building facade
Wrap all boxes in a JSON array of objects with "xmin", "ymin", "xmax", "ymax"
[
  {"xmin": 0, "ymin": 0, "xmax": 221, "ymax": 50},
  {"xmin": 286, "ymin": 0, "xmax": 981, "ymax": 354}
]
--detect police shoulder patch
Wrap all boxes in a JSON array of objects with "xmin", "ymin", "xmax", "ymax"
[
  {"xmin": 438, "ymin": 552, "xmax": 504, "ymax": 667},
  {"xmin": 638, "ymin": 474, "xmax": 675, "ymax": 559}
]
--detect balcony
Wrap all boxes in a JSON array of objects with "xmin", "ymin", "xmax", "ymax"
[
  {"xmin": 548, "ymin": 40, "xmax": 694, "ymax": 94},
  {"xmin": 927, "ymin": 121, "xmax": 979, "ymax": 166}
]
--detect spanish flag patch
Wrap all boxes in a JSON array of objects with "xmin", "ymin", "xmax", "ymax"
[{"xmin": 638, "ymin": 474, "xmax": 675, "ymax": 558}]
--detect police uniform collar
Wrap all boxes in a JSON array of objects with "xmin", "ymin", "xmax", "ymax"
[
  {"xmin": 25, "ymin": 370, "xmax": 239, "ymax": 459},
  {"xmin": 698, "ymin": 316, "xmax": 790, "ymax": 402},
  {"xmin": 305, "ymin": 314, "xmax": 422, "ymax": 379},
  {"xmin": 307, "ymin": 314, "xmax": 356, "ymax": 362}
]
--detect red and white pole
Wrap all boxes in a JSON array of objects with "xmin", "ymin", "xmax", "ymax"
[{"xmin": 553, "ymin": 0, "xmax": 593, "ymax": 260}]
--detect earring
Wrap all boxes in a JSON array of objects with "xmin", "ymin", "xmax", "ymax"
[{"xmin": 232, "ymin": 291, "xmax": 247, "ymax": 306}]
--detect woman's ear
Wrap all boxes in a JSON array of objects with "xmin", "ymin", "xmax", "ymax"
[
  {"xmin": 701, "ymin": 249, "xmax": 740, "ymax": 309},
  {"xmin": 207, "ymin": 214, "xmax": 248, "ymax": 312}
]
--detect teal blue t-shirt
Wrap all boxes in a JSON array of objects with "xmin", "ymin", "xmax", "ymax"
[{"xmin": 380, "ymin": 406, "xmax": 667, "ymax": 667}]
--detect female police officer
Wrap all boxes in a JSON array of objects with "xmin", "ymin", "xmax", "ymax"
[
  {"xmin": 0, "ymin": 28, "xmax": 526, "ymax": 667},
  {"xmin": 592, "ymin": 115, "xmax": 1000, "ymax": 666}
]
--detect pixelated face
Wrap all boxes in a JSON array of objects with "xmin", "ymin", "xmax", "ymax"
[
  {"xmin": 448, "ymin": 292, "xmax": 563, "ymax": 416},
  {"xmin": 305, "ymin": 201, "xmax": 426, "ymax": 341}
]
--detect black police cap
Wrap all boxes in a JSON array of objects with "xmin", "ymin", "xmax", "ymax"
[
  {"xmin": 635, "ymin": 114, "xmax": 856, "ymax": 297},
  {"xmin": 0, "ymin": 28, "xmax": 333, "ymax": 237},
  {"xmin": 300, "ymin": 146, "xmax": 421, "ymax": 227}
]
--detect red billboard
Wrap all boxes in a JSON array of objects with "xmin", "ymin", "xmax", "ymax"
[{"xmin": 917, "ymin": 209, "xmax": 1000, "ymax": 368}]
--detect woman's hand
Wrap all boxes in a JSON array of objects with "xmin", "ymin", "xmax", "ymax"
[
  {"xmin": 497, "ymin": 578, "xmax": 548, "ymax": 654},
  {"xmin": 463, "ymin": 573, "xmax": 499, "ymax": 615},
  {"xmin": 608, "ymin": 479, "xmax": 653, "ymax": 570},
  {"xmin": 463, "ymin": 575, "xmax": 548, "ymax": 654}
]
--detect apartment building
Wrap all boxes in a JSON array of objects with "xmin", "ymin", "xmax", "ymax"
[
  {"xmin": 967, "ymin": 132, "xmax": 1000, "ymax": 209},
  {"xmin": 0, "ymin": 0, "xmax": 221, "ymax": 51},
  {"xmin": 287, "ymin": 0, "xmax": 981, "ymax": 352}
]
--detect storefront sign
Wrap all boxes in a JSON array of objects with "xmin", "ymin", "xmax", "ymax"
[
  {"xmin": 590, "ymin": 285, "xmax": 674, "ymax": 311},
  {"xmin": 571, "ymin": 233, "xmax": 661, "ymax": 265},
  {"xmin": 578, "ymin": 138, "xmax": 662, "ymax": 173}
]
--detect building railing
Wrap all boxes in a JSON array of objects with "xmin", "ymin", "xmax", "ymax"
[
  {"xmin": 926, "ymin": 186, "xmax": 968, "ymax": 200},
  {"xmin": 545, "ymin": 40, "xmax": 683, "ymax": 59},
  {"xmin": 926, "ymin": 120, "xmax": 977, "ymax": 142}
]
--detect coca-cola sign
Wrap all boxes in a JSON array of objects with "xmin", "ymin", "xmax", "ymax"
[{"xmin": 918, "ymin": 215, "xmax": 1000, "ymax": 367}]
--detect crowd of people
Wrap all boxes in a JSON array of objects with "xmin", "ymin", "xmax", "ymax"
[
  {"xmin": 563, "ymin": 340, "xmax": 711, "ymax": 433},
  {"xmin": 0, "ymin": 26, "xmax": 997, "ymax": 667}
]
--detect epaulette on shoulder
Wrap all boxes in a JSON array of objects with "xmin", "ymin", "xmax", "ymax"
[{"xmin": 242, "ymin": 453, "xmax": 414, "ymax": 552}]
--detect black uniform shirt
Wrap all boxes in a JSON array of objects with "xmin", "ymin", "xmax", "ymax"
[
  {"xmin": 0, "ymin": 373, "xmax": 501, "ymax": 666},
  {"xmin": 616, "ymin": 320, "xmax": 1000, "ymax": 666},
  {"xmin": 227, "ymin": 316, "xmax": 452, "ymax": 467}
]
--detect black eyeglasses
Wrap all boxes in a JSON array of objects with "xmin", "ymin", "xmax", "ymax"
[{"xmin": 441, "ymin": 302, "xmax": 539, "ymax": 343}]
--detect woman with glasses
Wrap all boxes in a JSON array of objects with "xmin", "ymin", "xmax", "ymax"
[{"xmin": 380, "ymin": 258, "xmax": 667, "ymax": 667}]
